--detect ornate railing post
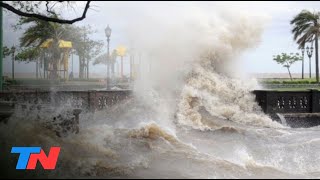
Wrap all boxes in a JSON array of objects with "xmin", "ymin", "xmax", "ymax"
[
  {"xmin": 310, "ymin": 89, "xmax": 320, "ymax": 113},
  {"xmin": 88, "ymin": 90, "xmax": 97, "ymax": 112},
  {"xmin": 253, "ymin": 90, "xmax": 268, "ymax": 113}
]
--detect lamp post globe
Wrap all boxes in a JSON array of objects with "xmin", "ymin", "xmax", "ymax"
[{"xmin": 105, "ymin": 25, "xmax": 111, "ymax": 38}]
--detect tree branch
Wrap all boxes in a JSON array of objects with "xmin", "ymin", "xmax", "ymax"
[
  {"xmin": 46, "ymin": 1, "xmax": 56, "ymax": 15},
  {"xmin": 0, "ymin": 1, "xmax": 91, "ymax": 24}
]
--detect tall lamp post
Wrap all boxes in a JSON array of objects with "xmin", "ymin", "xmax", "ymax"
[
  {"xmin": 105, "ymin": 25, "xmax": 112, "ymax": 90},
  {"xmin": 0, "ymin": 3, "xmax": 3, "ymax": 91},
  {"xmin": 306, "ymin": 44, "xmax": 314, "ymax": 79},
  {"xmin": 12, "ymin": 46, "xmax": 15, "ymax": 80},
  {"xmin": 301, "ymin": 46, "xmax": 305, "ymax": 79},
  {"xmin": 130, "ymin": 48, "xmax": 134, "ymax": 81}
]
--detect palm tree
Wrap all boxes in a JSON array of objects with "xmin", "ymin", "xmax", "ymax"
[
  {"xmin": 17, "ymin": 18, "xmax": 102, "ymax": 80},
  {"xmin": 291, "ymin": 10, "xmax": 320, "ymax": 82},
  {"xmin": 18, "ymin": 17, "xmax": 66, "ymax": 80}
]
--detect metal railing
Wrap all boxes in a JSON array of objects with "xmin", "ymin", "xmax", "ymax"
[
  {"xmin": 0, "ymin": 90, "xmax": 132, "ymax": 112},
  {"xmin": 252, "ymin": 89, "xmax": 320, "ymax": 114}
]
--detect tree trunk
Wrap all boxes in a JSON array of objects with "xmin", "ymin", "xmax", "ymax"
[
  {"xmin": 111, "ymin": 58, "xmax": 115, "ymax": 79},
  {"xmin": 315, "ymin": 34, "xmax": 319, "ymax": 83},
  {"xmin": 39, "ymin": 59, "xmax": 42, "ymax": 79},
  {"xmin": 36, "ymin": 60, "xmax": 38, "ymax": 79},
  {"xmin": 87, "ymin": 58, "xmax": 89, "ymax": 79},
  {"xmin": 287, "ymin": 67, "xmax": 293, "ymax": 81},
  {"xmin": 72, "ymin": 53, "xmax": 74, "ymax": 75},
  {"xmin": 11, "ymin": 52, "xmax": 14, "ymax": 80},
  {"xmin": 117, "ymin": 62, "xmax": 120, "ymax": 78},
  {"xmin": 78, "ymin": 56, "xmax": 81, "ymax": 79},
  {"xmin": 44, "ymin": 57, "xmax": 46, "ymax": 79},
  {"xmin": 52, "ymin": 59, "xmax": 58, "ymax": 80},
  {"xmin": 50, "ymin": 40, "xmax": 60, "ymax": 80},
  {"xmin": 130, "ymin": 54, "xmax": 133, "ymax": 80},
  {"xmin": 79, "ymin": 56, "xmax": 84, "ymax": 79},
  {"xmin": 302, "ymin": 55, "xmax": 304, "ymax": 79},
  {"xmin": 121, "ymin": 56, "xmax": 124, "ymax": 79},
  {"xmin": 309, "ymin": 57, "xmax": 312, "ymax": 78},
  {"xmin": 51, "ymin": 60, "xmax": 58, "ymax": 80}
]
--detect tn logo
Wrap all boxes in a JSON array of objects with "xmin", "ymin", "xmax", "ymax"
[{"xmin": 11, "ymin": 147, "xmax": 61, "ymax": 170}]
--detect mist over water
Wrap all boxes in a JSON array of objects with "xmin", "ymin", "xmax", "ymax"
[{"xmin": 1, "ymin": 4, "xmax": 320, "ymax": 179}]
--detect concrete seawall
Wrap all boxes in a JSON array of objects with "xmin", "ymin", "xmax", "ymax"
[{"xmin": 0, "ymin": 90, "xmax": 133, "ymax": 112}]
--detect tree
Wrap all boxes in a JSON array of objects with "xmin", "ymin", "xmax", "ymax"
[
  {"xmin": 15, "ymin": 18, "xmax": 103, "ymax": 80},
  {"xmin": 15, "ymin": 17, "xmax": 67, "ymax": 79},
  {"xmin": 290, "ymin": 10, "xmax": 320, "ymax": 82},
  {"xmin": 93, "ymin": 49, "xmax": 117, "ymax": 78},
  {"xmin": 273, "ymin": 53, "xmax": 302, "ymax": 81},
  {"xmin": 15, "ymin": 46, "xmax": 43, "ymax": 78},
  {"xmin": 0, "ymin": 1, "xmax": 91, "ymax": 24},
  {"xmin": 65, "ymin": 25, "xmax": 103, "ymax": 79},
  {"xmin": 3, "ymin": 46, "xmax": 16, "ymax": 79},
  {"xmin": 83, "ymin": 38, "xmax": 103, "ymax": 79}
]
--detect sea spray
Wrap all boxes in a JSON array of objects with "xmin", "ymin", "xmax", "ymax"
[{"xmin": 126, "ymin": 3, "xmax": 281, "ymax": 129}]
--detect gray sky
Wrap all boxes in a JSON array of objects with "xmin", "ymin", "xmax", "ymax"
[{"xmin": 3, "ymin": 1, "xmax": 320, "ymax": 77}]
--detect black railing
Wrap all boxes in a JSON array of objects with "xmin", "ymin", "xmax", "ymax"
[
  {"xmin": 252, "ymin": 89, "xmax": 320, "ymax": 114},
  {"xmin": 0, "ymin": 90, "xmax": 132, "ymax": 112},
  {"xmin": 2, "ymin": 89, "xmax": 320, "ymax": 115}
]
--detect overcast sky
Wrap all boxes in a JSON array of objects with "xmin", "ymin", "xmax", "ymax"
[{"xmin": 3, "ymin": 1, "xmax": 320, "ymax": 77}]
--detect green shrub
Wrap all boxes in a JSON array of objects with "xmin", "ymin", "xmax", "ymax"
[
  {"xmin": 298, "ymin": 80, "xmax": 310, "ymax": 84},
  {"xmin": 71, "ymin": 78, "xmax": 102, "ymax": 82},
  {"xmin": 271, "ymin": 80, "xmax": 281, "ymax": 84},
  {"xmin": 260, "ymin": 80, "xmax": 281, "ymax": 84},
  {"xmin": 5, "ymin": 79, "xmax": 18, "ymax": 85},
  {"xmin": 15, "ymin": 79, "xmax": 60, "ymax": 85},
  {"xmin": 282, "ymin": 80, "xmax": 312, "ymax": 84},
  {"xmin": 283, "ymin": 81, "xmax": 292, "ymax": 84}
]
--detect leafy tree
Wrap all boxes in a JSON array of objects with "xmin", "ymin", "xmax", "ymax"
[
  {"xmin": 65, "ymin": 25, "xmax": 103, "ymax": 79},
  {"xmin": 3, "ymin": 46, "xmax": 12, "ymax": 57},
  {"xmin": 15, "ymin": 17, "xmax": 102, "ymax": 79},
  {"xmin": 2, "ymin": 46, "xmax": 17, "ymax": 79},
  {"xmin": 15, "ymin": 47, "xmax": 40, "ymax": 62},
  {"xmin": 15, "ymin": 17, "xmax": 67, "ymax": 79},
  {"xmin": 273, "ymin": 53, "xmax": 302, "ymax": 81},
  {"xmin": 290, "ymin": 10, "xmax": 320, "ymax": 82},
  {"xmin": 93, "ymin": 49, "xmax": 118, "ymax": 78}
]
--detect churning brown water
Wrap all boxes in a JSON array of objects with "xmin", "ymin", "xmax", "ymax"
[{"xmin": 1, "ymin": 88, "xmax": 320, "ymax": 178}]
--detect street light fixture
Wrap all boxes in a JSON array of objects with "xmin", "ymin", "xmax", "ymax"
[
  {"xmin": 306, "ymin": 44, "xmax": 314, "ymax": 79},
  {"xmin": 105, "ymin": 25, "xmax": 112, "ymax": 39},
  {"xmin": 105, "ymin": 25, "xmax": 112, "ymax": 90}
]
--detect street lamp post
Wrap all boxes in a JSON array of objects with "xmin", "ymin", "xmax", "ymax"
[
  {"xmin": 111, "ymin": 49, "xmax": 117, "ymax": 79},
  {"xmin": 301, "ymin": 46, "xmax": 305, "ymax": 79},
  {"xmin": 307, "ymin": 44, "xmax": 314, "ymax": 79},
  {"xmin": 11, "ymin": 46, "xmax": 15, "ymax": 80},
  {"xmin": 105, "ymin": 25, "xmax": 112, "ymax": 90},
  {"xmin": 130, "ymin": 48, "xmax": 134, "ymax": 81},
  {"xmin": 0, "ymin": 4, "xmax": 3, "ymax": 91},
  {"xmin": 71, "ymin": 50, "xmax": 74, "ymax": 80}
]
